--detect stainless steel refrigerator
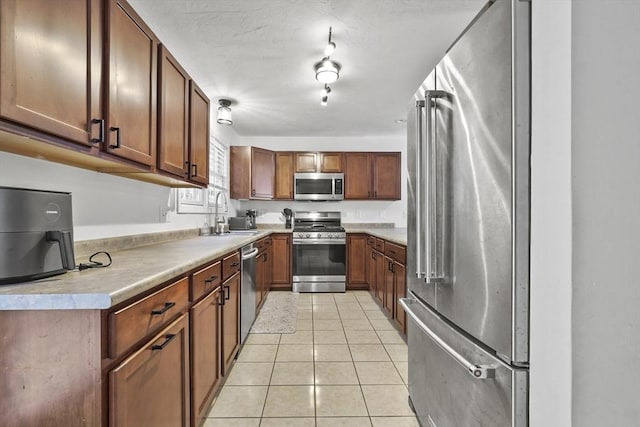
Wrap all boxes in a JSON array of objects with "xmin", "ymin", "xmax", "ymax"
[{"xmin": 402, "ymin": 0, "xmax": 530, "ymax": 425}]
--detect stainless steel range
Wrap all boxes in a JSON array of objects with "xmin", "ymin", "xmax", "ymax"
[{"xmin": 292, "ymin": 211, "xmax": 346, "ymax": 293}]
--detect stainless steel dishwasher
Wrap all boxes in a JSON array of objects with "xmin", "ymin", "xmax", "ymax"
[{"xmin": 240, "ymin": 242, "xmax": 259, "ymax": 344}]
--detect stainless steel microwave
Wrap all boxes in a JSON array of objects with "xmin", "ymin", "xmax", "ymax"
[{"xmin": 294, "ymin": 173, "xmax": 344, "ymax": 201}]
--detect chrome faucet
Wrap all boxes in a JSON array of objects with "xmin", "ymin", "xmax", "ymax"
[{"xmin": 214, "ymin": 191, "xmax": 228, "ymax": 235}]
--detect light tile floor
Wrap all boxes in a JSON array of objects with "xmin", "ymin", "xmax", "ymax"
[{"xmin": 205, "ymin": 291, "xmax": 418, "ymax": 427}]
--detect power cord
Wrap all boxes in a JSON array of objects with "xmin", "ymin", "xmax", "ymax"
[{"xmin": 77, "ymin": 251, "xmax": 112, "ymax": 271}]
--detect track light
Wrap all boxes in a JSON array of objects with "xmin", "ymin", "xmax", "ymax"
[
  {"xmin": 315, "ymin": 57, "xmax": 341, "ymax": 83},
  {"xmin": 324, "ymin": 28, "xmax": 336, "ymax": 56},
  {"xmin": 323, "ymin": 85, "xmax": 332, "ymax": 97},
  {"xmin": 321, "ymin": 96, "xmax": 328, "ymax": 106}
]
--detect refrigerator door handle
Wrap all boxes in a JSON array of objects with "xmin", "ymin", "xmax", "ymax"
[
  {"xmin": 424, "ymin": 90, "xmax": 448, "ymax": 283},
  {"xmin": 400, "ymin": 298, "xmax": 496, "ymax": 379},
  {"xmin": 415, "ymin": 100, "xmax": 425, "ymax": 279}
]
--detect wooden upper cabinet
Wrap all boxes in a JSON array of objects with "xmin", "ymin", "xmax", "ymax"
[
  {"xmin": 230, "ymin": 146, "xmax": 275, "ymax": 200},
  {"xmin": 344, "ymin": 153, "xmax": 372, "ymax": 199},
  {"xmin": 295, "ymin": 152, "xmax": 318, "ymax": 172},
  {"xmin": 294, "ymin": 152, "xmax": 343, "ymax": 173},
  {"xmin": 373, "ymin": 152, "xmax": 401, "ymax": 200},
  {"xmin": 105, "ymin": 0, "xmax": 157, "ymax": 166},
  {"xmin": 275, "ymin": 152, "xmax": 294, "ymax": 199},
  {"xmin": 188, "ymin": 81, "xmax": 210, "ymax": 185},
  {"xmin": 0, "ymin": 0, "xmax": 102, "ymax": 146},
  {"xmin": 251, "ymin": 147, "xmax": 275, "ymax": 199},
  {"xmin": 320, "ymin": 152, "xmax": 343, "ymax": 172},
  {"xmin": 157, "ymin": 45, "xmax": 188, "ymax": 178}
]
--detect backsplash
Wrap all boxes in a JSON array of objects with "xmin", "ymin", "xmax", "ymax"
[{"xmin": 231, "ymin": 199, "xmax": 406, "ymax": 228}]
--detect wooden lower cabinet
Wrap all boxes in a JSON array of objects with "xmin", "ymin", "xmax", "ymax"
[
  {"xmin": 347, "ymin": 234, "xmax": 368, "ymax": 289},
  {"xmin": 271, "ymin": 233, "xmax": 292, "ymax": 290},
  {"xmin": 394, "ymin": 262, "xmax": 407, "ymax": 332},
  {"xmin": 221, "ymin": 271, "xmax": 240, "ymax": 375},
  {"xmin": 190, "ymin": 287, "xmax": 222, "ymax": 427},
  {"xmin": 109, "ymin": 314, "xmax": 190, "ymax": 427},
  {"xmin": 375, "ymin": 249, "xmax": 386, "ymax": 305}
]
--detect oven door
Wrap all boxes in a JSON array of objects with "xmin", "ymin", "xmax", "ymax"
[{"xmin": 292, "ymin": 239, "xmax": 346, "ymax": 291}]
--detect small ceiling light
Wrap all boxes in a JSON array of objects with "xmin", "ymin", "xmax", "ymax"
[
  {"xmin": 216, "ymin": 99, "xmax": 232, "ymax": 125},
  {"xmin": 321, "ymin": 96, "xmax": 328, "ymax": 106},
  {"xmin": 315, "ymin": 57, "xmax": 341, "ymax": 83}
]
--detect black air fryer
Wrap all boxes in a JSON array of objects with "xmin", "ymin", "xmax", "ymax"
[{"xmin": 0, "ymin": 187, "xmax": 76, "ymax": 284}]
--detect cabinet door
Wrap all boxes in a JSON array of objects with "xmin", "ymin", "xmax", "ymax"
[
  {"xmin": 375, "ymin": 251, "xmax": 386, "ymax": 305},
  {"xmin": 190, "ymin": 288, "xmax": 221, "ymax": 427},
  {"xmin": 295, "ymin": 152, "xmax": 318, "ymax": 172},
  {"xmin": 344, "ymin": 153, "xmax": 372, "ymax": 199},
  {"xmin": 256, "ymin": 252, "xmax": 265, "ymax": 309},
  {"xmin": 347, "ymin": 234, "xmax": 368, "ymax": 287},
  {"xmin": 271, "ymin": 234, "xmax": 292, "ymax": 289},
  {"xmin": 221, "ymin": 272, "xmax": 240, "ymax": 375},
  {"xmin": 319, "ymin": 152, "xmax": 343, "ymax": 172},
  {"xmin": 265, "ymin": 242, "xmax": 273, "ymax": 299},
  {"xmin": 106, "ymin": 0, "xmax": 157, "ymax": 166},
  {"xmin": 394, "ymin": 262, "xmax": 406, "ymax": 333},
  {"xmin": 372, "ymin": 153, "xmax": 401, "ymax": 199},
  {"xmin": 383, "ymin": 257, "xmax": 395, "ymax": 316},
  {"xmin": 275, "ymin": 152, "xmax": 294, "ymax": 199},
  {"xmin": 0, "ymin": 0, "xmax": 102, "ymax": 146},
  {"xmin": 188, "ymin": 81, "xmax": 210, "ymax": 185},
  {"xmin": 157, "ymin": 45, "xmax": 188, "ymax": 178},
  {"xmin": 367, "ymin": 245, "xmax": 376, "ymax": 296},
  {"xmin": 230, "ymin": 146, "xmax": 251, "ymax": 199},
  {"xmin": 110, "ymin": 314, "xmax": 190, "ymax": 427},
  {"xmin": 251, "ymin": 147, "xmax": 275, "ymax": 199}
]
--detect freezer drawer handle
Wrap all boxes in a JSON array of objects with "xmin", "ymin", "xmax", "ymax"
[{"xmin": 399, "ymin": 298, "xmax": 496, "ymax": 380}]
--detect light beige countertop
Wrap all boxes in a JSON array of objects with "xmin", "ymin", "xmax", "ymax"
[
  {"xmin": 344, "ymin": 227, "xmax": 407, "ymax": 246},
  {"xmin": 0, "ymin": 230, "xmax": 272, "ymax": 311}
]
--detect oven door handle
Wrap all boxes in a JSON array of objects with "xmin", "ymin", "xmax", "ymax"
[{"xmin": 293, "ymin": 239, "xmax": 346, "ymax": 245}]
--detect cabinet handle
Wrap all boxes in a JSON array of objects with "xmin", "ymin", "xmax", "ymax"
[
  {"xmin": 389, "ymin": 250, "xmax": 396, "ymax": 255},
  {"xmin": 151, "ymin": 334, "xmax": 176, "ymax": 351},
  {"xmin": 91, "ymin": 118, "xmax": 104, "ymax": 144},
  {"xmin": 388, "ymin": 261, "xmax": 393, "ymax": 272},
  {"xmin": 218, "ymin": 290, "xmax": 225, "ymax": 306},
  {"xmin": 151, "ymin": 302, "xmax": 175, "ymax": 315},
  {"xmin": 191, "ymin": 163, "xmax": 198, "ymax": 177},
  {"xmin": 184, "ymin": 161, "xmax": 190, "ymax": 176},
  {"xmin": 210, "ymin": 274, "xmax": 219, "ymax": 281},
  {"xmin": 374, "ymin": 191, "xmax": 378, "ymax": 198},
  {"xmin": 224, "ymin": 285, "xmax": 230, "ymax": 300},
  {"xmin": 230, "ymin": 262, "xmax": 240, "ymax": 267},
  {"xmin": 368, "ymin": 191, "xmax": 371, "ymax": 198},
  {"xmin": 109, "ymin": 126, "xmax": 121, "ymax": 149}
]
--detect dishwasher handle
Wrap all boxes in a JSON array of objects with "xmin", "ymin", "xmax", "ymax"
[{"xmin": 241, "ymin": 247, "xmax": 259, "ymax": 260}]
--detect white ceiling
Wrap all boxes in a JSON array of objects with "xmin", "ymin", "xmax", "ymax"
[{"xmin": 128, "ymin": 0, "xmax": 485, "ymax": 137}]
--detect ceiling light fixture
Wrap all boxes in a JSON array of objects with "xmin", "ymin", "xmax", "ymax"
[
  {"xmin": 314, "ymin": 57, "xmax": 341, "ymax": 84},
  {"xmin": 216, "ymin": 99, "xmax": 232, "ymax": 125},
  {"xmin": 314, "ymin": 27, "xmax": 341, "ymax": 104}
]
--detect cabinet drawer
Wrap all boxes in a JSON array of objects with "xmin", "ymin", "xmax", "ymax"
[
  {"xmin": 367, "ymin": 236, "xmax": 376, "ymax": 247},
  {"xmin": 385, "ymin": 242, "xmax": 406, "ymax": 264},
  {"xmin": 222, "ymin": 251, "xmax": 241, "ymax": 281},
  {"xmin": 191, "ymin": 261, "xmax": 222, "ymax": 302},
  {"xmin": 109, "ymin": 277, "xmax": 189, "ymax": 359},
  {"xmin": 374, "ymin": 238, "xmax": 385, "ymax": 252}
]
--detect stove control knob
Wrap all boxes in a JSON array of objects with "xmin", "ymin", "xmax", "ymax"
[
  {"xmin": 305, "ymin": 233, "xmax": 310, "ymax": 238},
  {"xmin": 317, "ymin": 233, "xmax": 322, "ymax": 238}
]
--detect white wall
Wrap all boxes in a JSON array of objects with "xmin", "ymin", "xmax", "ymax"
[
  {"xmin": 231, "ymin": 135, "xmax": 407, "ymax": 227},
  {"xmin": 529, "ymin": 1, "xmax": 573, "ymax": 425},
  {"xmin": 570, "ymin": 1, "xmax": 640, "ymax": 425},
  {"xmin": 0, "ymin": 120, "xmax": 240, "ymax": 241}
]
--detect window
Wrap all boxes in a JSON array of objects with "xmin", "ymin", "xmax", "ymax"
[{"xmin": 177, "ymin": 137, "xmax": 229, "ymax": 214}]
